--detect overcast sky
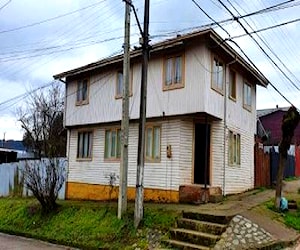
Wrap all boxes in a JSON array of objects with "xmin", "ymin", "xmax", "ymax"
[{"xmin": 0, "ymin": 0, "xmax": 300, "ymax": 140}]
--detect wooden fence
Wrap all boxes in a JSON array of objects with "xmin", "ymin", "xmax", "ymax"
[{"xmin": 254, "ymin": 143, "xmax": 270, "ymax": 188}]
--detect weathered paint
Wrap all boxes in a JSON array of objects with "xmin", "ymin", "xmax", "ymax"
[
  {"xmin": 66, "ymin": 182, "xmax": 179, "ymax": 202},
  {"xmin": 65, "ymin": 45, "xmax": 228, "ymax": 127},
  {"xmin": 64, "ymin": 36, "xmax": 260, "ymax": 197},
  {"xmin": 67, "ymin": 119, "xmax": 189, "ymax": 191}
]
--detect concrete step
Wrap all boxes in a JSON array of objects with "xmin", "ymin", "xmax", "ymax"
[
  {"xmin": 182, "ymin": 211, "xmax": 232, "ymax": 225},
  {"xmin": 177, "ymin": 218, "xmax": 227, "ymax": 235},
  {"xmin": 164, "ymin": 239, "xmax": 210, "ymax": 250},
  {"xmin": 170, "ymin": 228, "xmax": 220, "ymax": 247}
]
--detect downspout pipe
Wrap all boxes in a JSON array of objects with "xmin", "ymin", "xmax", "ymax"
[{"xmin": 223, "ymin": 58, "xmax": 237, "ymax": 196}]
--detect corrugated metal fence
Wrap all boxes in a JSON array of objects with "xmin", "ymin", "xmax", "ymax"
[{"xmin": 0, "ymin": 158, "xmax": 66, "ymax": 199}]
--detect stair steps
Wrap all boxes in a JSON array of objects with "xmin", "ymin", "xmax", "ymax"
[{"xmin": 165, "ymin": 212, "xmax": 232, "ymax": 250}]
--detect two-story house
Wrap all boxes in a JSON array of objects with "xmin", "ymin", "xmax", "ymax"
[{"xmin": 54, "ymin": 29, "xmax": 268, "ymax": 203}]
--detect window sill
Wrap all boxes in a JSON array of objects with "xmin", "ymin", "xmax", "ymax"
[
  {"xmin": 76, "ymin": 100, "xmax": 89, "ymax": 106},
  {"xmin": 229, "ymin": 96, "xmax": 236, "ymax": 102},
  {"xmin": 76, "ymin": 157, "xmax": 92, "ymax": 162},
  {"xmin": 211, "ymin": 86, "xmax": 224, "ymax": 95},
  {"xmin": 243, "ymin": 104, "xmax": 252, "ymax": 112},
  {"xmin": 104, "ymin": 158, "xmax": 120, "ymax": 163},
  {"xmin": 229, "ymin": 163, "xmax": 241, "ymax": 167},
  {"xmin": 145, "ymin": 158, "xmax": 161, "ymax": 163},
  {"xmin": 163, "ymin": 83, "xmax": 184, "ymax": 91},
  {"xmin": 115, "ymin": 93, "xmax": 133, "ymax": 99}
]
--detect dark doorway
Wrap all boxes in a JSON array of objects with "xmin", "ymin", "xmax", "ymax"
[{"xmin": 194, "ymin": 123, "xmax": 210, "ymax": 185}]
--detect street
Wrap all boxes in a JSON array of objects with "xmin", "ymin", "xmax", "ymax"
[{"xmin": 0, "ymin": 233, "xmax": 73, "ymax": 250}]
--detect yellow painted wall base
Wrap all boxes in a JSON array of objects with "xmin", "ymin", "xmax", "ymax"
[{"xmin": 66, "ymin": 182, "xmax": 179, "ymax": 203}]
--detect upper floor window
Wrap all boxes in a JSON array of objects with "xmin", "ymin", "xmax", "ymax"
[
  {"xmin": 116, "ymin": 71, "xmax": 123, "ymax": 98},
  {"xmin": 163, "ymin": 54, "xmax": 184, "ymax": 90},
  {"xmin": 229, "ymin": 130, "xmax": 240, "ymax": 165},
  {"xmin": 115, "ymin": 70, "xmax": 133, "ymax": 99},
  {"xmin": 243, "ymin": 82, "xmax": 252, "ymax": 111},
  {"xmin": 212, "ymin": 57, "xmax": 224, "ymax": 93},
  {"xmin": 76, "ymin": 79, "xmax": 89, "ymax": 105},
  {"xmin": 145, "ymin": 125, "xmax": 161, "ymax": 162},
  {"xmin": 229, "ymin": 69, "xmax": 236, "ymax": 100},
  {"xmin": 77, "ymin": 131, "xmax": 93, "ymax": 159},
  {"xmin": 104, "ymin": 128, "xmax": 121, "ymax": 160}
]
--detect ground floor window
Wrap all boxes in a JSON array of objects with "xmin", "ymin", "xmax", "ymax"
[
  {"xmin": 77, "ymin": 131, "xmax": 93, "ymax": 159},
  {"xmin": 229, "ymin": 130, "xmax": 241, "ymax": 165},
  {"xmin": 145, "ymin": 125, "xmax": 161, "ymax": 162},
  {"xmin": 104, "ymin": 128, "xmax": 121, "ymax": 160}
]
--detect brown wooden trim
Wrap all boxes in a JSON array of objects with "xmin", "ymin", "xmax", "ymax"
[
  {"xmin": 75, "ymin": 78, "xmax": 90, "ymax": 106},
  {"xmin": 211, "ymin": 54, "xmax": 225, "ymax": 95},
  {"xmin": 162, "ymin": 52, "xmax": 185, "ymax": 91},
  {"xmin": 145, "ymin": 124, "xmax": 161, "ymax": 163},
  {"xmin": 114, "ymin": 68, "xmax": 133, "ymax": 99},
  {"xmin": 76, "ymin": 129, "xmax": 94, "ymax": 161}
]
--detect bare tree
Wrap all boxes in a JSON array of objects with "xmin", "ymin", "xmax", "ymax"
[
  {"xmin": 18, "ymin": 82, "xmax": 67, "ymax": 212},
  {"xmin": 17, "ymin": 82, "xmax": 66, "ymax": 158},
  {"xmin": 275, "ymin": 106, "xmax": 300, "ymax": 209},
  {"xmin": 23, "ymin": 158, "xmax": 66, "ymax": 213}
]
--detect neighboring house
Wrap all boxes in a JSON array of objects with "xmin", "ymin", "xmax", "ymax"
[
  {"xmin": 257, "ymin": 107, "xmax": 300, "ymax": 146},
  {"xmin": 0, "ymin": 140, "xmax": 35, "ymax": 161},
  {"xmin": 54, "ymin": 29, "xmax": 268, "ymax": 202}
]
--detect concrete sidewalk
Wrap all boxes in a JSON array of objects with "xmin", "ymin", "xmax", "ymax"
[
  {"xmin": 162, "ymin": 180, "xmax": 300, "ymax": 248},
  {"xmin": 200, "ymin": 181, "xmax": 300, "ymax": 248}
]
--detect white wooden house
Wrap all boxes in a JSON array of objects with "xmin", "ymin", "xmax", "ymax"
[{"xmin": 54, "ymin": 29, "xmax": 268, "ymax": 202}]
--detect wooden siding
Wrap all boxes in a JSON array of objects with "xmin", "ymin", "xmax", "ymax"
[
  {"xmin": 67, "ymin": 118, "xmax": 190, "ymax": 192},
  {"xmin": 65, "ymin": 45, "xmax": 228, "ymax": 127},
  {"xmin": 179, "ymin": 120, "xmax": 193, "ymax": 184},
  {"xmin": 210, "ymin": 68, "xmax": 256, "ymax": 195},
  {"xmin": 65, "ymin": 40, "xmax": 259, "ymax": 196}
]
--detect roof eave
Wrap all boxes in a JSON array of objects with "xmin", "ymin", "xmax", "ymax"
[{"xmin": 53, "ymin": 28, "xmax": 269, "ymax": 88}]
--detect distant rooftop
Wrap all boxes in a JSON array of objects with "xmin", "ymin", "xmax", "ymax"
[{"xmin": 257, "ymin": 106, "xmax": 290, "ymax": 118}]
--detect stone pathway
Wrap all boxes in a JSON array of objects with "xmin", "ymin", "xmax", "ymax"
[{"xmin": 214, "ymin": 215, "xmax": 274, "ymax": 250}]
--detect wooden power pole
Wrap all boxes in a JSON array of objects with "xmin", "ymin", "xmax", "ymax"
[
  {"xmin": 118, "ymin": 0, "xmax": 131, "ymax": 219},
  {"xmin": 134, "ymin": 0, "xmax": 150, "ymax": 228}
]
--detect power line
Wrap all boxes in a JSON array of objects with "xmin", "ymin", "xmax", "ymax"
[
  {"xmin": 226, "ymin": 0, "xmax": 300, "ymax": 92},
  {"xmin": 218, "ymin": 0, "xmax": 300, "ymax": 93},
  {"xmin": 192, "ymin": 0, "xmax": 295, "ymax": 107},
  {"xmin": 0, "ymin": 0, "xmax": 12, "ymax": 12},
  {"xmin": 0, "ymin": 0, "xmax": 107, "ymax": 34}
]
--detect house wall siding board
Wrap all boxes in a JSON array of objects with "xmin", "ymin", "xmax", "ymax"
[
  {"xmin": 67, "ymin": 118, "xmax": 185, "ymax": 192},
  {"xmin": 211, "ymin": 120, "xmax": 225, "ymax": 190},
  {"xmin": 65, "ymin": 45, "xmax": 229, "ymax": 127},
  {"xmin": 209, "ymin": 70, "xmax": 256, "ymax": 195},
  {"xmin": 178, "ymin": 120, "xmax": 193, "ymax": 185}
]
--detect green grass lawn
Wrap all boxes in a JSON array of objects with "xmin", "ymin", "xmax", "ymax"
[
  {"xmin": 0, "ymin": 198, "xmax": 179, "ymax": 249},
  {"xmin": 266, "ymin": 197, "xmax": 300, "ymax": 232}
]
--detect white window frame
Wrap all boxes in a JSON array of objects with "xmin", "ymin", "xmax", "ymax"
[
  {"xmin": 229, "ymin": 130, "xmax": 241, "ymax": 166},
  {"xmin": 77, "ymin": 131, "xmax": 93, "ymax": 160}
]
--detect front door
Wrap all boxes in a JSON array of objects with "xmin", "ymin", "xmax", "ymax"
[{"xmin": 194, "ymin": 123, "xmax": 210, "ymax": 185}]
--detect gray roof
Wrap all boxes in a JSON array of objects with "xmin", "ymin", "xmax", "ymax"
[{"xmin": 257, "ymin": 107, "xmax": 290, "ymax": 118}]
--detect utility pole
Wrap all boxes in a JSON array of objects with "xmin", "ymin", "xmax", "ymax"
[
  {"xmin": 118, "ymin": 0, "xmax": 131, "ymax": 219},
  {"xmin": 134, "ymin": 0, "xmax": 150, "ymax": 228}
]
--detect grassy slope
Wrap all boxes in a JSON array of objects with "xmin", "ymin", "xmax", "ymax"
[{"xmin": 0, "ymin": 198, "xmax": 179, "ymax": 249}]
